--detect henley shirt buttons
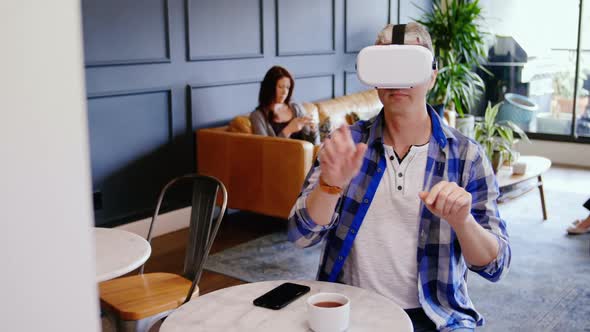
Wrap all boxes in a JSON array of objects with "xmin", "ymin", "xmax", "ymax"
[
  {"xmin": 389, "ymin": 156, "xmax": 394, "ymax": 161},
  {"xmin": 397, "ymin": 186, "xmax": 402, "ymax": 190},
  {"xmin": 398, "ymin": 172, "xmax": 403, "ymax": 177}
]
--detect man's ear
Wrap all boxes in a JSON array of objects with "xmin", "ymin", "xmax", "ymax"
[{"xmin": 428, "ymin": 69, "xmax": 438, "ymax": 90}]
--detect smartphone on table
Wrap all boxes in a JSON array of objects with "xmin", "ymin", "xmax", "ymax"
[{"xmin": 253, "ymin": 282, "xmax": 311, "ymax": 310}]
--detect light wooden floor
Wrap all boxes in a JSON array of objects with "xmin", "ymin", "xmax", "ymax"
[{"xmin": 143, "ymin": 211, "xmax": 286, "ymax": 295}]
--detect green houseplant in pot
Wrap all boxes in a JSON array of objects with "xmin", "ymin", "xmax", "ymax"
[
  {"xmin": 416, "ymin": 0, "xmax": 488, "ymax": 138},
  {"xmin": 475, "ymin": 102, "xmax": 530, "ymax": 173},
  {"xmin": 552, "ymin": 53, "xmax": 589, "ymax": 116},
  {"xmin": 538, "ymin": 54, "xmax": 588, "ymax": 134}
]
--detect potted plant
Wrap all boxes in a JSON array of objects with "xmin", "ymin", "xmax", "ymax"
[
  {"xmin": 552, "ymin": 54, "xmax": 589, "ymax": 116},
  {"xmin": 537, "ymin": 54, "xmax": 588, "ymax": 135},
  {"xmin": 475, "ymin": 102, "xmax": 530, "ymax": 173},
  {"xmin": 416, "ymin": 0, "xmax": 488, "ymax": 138}
]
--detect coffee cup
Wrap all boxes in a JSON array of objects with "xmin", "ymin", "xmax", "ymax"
[{"xmin": 307, "ymin": 292, "xmax": 350, "ymax": 332}]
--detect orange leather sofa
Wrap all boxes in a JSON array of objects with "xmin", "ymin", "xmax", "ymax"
[{"xmin": 196, "ymin": 89, "xmax": 383, "ymax": 219}]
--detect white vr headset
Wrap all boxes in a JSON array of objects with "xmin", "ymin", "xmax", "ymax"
[{"xmin": 356, "ymin": 24, "xmax": 436, "ymax": 89}]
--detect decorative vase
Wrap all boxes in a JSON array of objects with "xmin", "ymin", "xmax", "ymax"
[
  {"xmin": 456, "ymin": 114, "xmax": 475, "ymax": 138},
  {"xmin": 497, "ymin": 93, "xmax": 538, "ymax": 131}
]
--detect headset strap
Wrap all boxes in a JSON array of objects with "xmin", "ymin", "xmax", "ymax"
[
  {"xmin": 392, "ymin": 23, "xmax": 437, "ymax": 70},
  {"xmin": 391, "ymin": 24, "xmax": 406, "ymax": 45}
]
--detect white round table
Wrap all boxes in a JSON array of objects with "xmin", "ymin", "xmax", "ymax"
[
  {"xmin": 497, "ymin": 156, "xmax": 552, "ymax": 220},
  {"xmin": 94, "ymin": 227, "xmax": 151, "ymax": 282},
  {"xmin": 160, "ymin": 280, "xmax": 413, "ymax": 332}
]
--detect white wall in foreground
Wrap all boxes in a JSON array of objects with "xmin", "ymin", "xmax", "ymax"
[{"xmin": 0, "ymin": 1, "xmax": 100, "ymax": 331}]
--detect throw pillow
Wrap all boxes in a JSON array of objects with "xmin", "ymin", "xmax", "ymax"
[{"xmin": 228, "ymin": 116, "xmax": 252, "ymax": 134}]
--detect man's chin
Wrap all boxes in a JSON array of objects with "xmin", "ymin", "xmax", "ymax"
[
  {"xmin": 387, "ymin": 95, "xmax": 411, "ymax": 104},
  {"xmin": 384, "ymin": 99, "xmax": 425, "ymax": 112}
]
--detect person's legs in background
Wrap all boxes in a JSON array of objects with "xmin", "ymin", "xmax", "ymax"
[{"xmin": 567, "ymin": 198, "xmax": 590, "ymax": 234}]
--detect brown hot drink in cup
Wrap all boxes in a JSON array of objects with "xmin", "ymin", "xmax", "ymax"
[
  {"xmin": 313, "ymin": 301, "xmax": 343, "ymax": 308},
  {"xmin": 307, "ymin": 292, "xmax": 350, "ymax": 331}
]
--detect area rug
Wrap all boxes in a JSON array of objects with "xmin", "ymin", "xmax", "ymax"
[{"xmin": 205, "ymin": 184, "xmax": 590, "ymax": 331}]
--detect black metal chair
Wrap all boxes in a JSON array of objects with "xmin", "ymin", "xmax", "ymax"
[{"xmin": 99, "ymin": 174, "xmax": 228, "ymax": 332}]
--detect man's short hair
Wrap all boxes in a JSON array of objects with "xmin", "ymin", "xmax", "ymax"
[{"xmin": 375, "ymin": 22, "xmax": 433, "ymax": 53}]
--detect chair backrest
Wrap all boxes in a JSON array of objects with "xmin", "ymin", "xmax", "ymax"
[{"xmin": 141, "ymin": 174, "xmax": 228, "ymax": 303}]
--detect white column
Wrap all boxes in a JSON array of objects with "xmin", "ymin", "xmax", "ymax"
[{"xmin": 0, "ymin": 1, "xmax": 100, "ymax": 331}]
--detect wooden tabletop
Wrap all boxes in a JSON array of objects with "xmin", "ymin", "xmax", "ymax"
[
  {"xmin": 95, "ymin": 228, "xmax": 151, "ymax": 282},
  {"xmin": 496, "ymin": 156, "xmax": 552, "ymax": 188},
  {"xmin": 160, "ymin": 280, "xmax": 413, "ymax": 332}
]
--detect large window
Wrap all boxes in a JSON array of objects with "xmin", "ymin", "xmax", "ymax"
[
  {"xmin": 576, "ymin": 0, "xmax": 590, "ymax": 138},
  {"xmin": 480, "ymin": 0, "xmax": 589, "ymax": 143}
]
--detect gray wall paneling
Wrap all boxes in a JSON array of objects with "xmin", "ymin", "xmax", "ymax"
[
  {"xmin": 87, "ymin": 88, "xmax": 177, "ymax": 223},
  {"xmin": 188, "ymin": 80, "xmax": 261, "ymax": 128},
  {"xmin": 344, "ymin": 0, "xmax": 391, "ymax": 53},
  {"xmin": 399, "ymin": 0, "xmax": 431, "ymax": 23},
  {"xmin": 83, "ymin": 0, "xmax": 171, "ymax": 66},
  {"xmin": 276, "ymin": 0, "xmax": 335, "ymax": 56},
  {"xmin": 83, "ymin": 0, "xmax": 430, "ymax": 226},
  {"xmin": 344, "ymin": 70, "xmax": 366, "ymax": 95},
  {"xmin": 294, "ymin": 74, "xmax": 336, "ymax": 102},
  {"xmin": 186, "ymin": 0, "xmax": 264, "ymax": 60}
]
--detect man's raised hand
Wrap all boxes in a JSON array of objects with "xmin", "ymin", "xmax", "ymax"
[{"xmin": 319, "ymin": 125, "xmax": 367, "ymax": 188}]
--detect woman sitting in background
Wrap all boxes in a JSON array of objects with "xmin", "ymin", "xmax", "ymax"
[{"xmin": 250, "ymin": 66, "xmax": 319, "ymax": 145}]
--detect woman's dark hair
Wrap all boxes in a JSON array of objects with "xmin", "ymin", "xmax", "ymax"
[{"xmin": 258, "ymin": 66, "xmax": 294, "ymax": 114}]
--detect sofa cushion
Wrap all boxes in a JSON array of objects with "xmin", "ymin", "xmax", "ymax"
[
  {"xmin": 300, "ymin": 102, "xmax": 319, "ymax": 120},
  {"xmin": 315, "ymin": 89, "xmax": 382, "ymax": 136}
]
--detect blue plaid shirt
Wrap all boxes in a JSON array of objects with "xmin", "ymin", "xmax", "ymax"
[{"xmin": 288, "ymin": 106, "xmax": 511, "ymax": 331}]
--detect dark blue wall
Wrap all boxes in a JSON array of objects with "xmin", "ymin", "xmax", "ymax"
[{"xmin": 83, "ymin": 0, "xmax": 431, "ymax": 226}]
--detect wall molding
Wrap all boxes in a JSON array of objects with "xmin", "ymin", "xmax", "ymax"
[
  {"xmin": 344, "ymin": 0, "xmax": 392, "ymax": 54},
  {"xmin": 187, "ymin": 79, "xmax": 261, "ymax": 128},
  {"xmin": 187, "ymin": 78, "xmax": 261, "ymax": 90},
  {"xmin": 187, "ymin": 74, "xmax": 335, "ymax": 126},
  {"xmin": 275, "ymin": 0, "xmax": 335, "ymax": 57},
  {"xmin": 343, "ymin": 70, "xmax": 356, "ymax": 95},
  {"xmin": 295, "ymin": 72, "xmax": 336, "ymax": 99},
  {"xmin": 85, "ymin": 0, "xmax": 171, "ymax": 67},
  {"xmin": 87, "ymin": 87, "xmax": 174, "ymax": 142},
  {"xmin": 185, "ymin": 0, "xmax": 264, "ymax": 61}
]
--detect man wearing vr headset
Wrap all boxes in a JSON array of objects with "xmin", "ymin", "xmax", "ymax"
[{"xmin": 288, "ymin": 23, "xmax": 510, "ymax": 331}]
